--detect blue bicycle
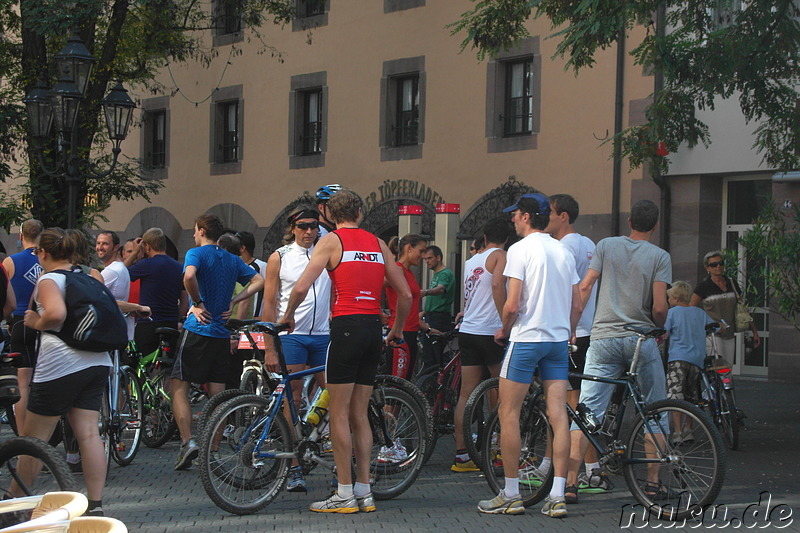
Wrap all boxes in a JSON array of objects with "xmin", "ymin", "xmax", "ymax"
[{"xmin": 198, "ymin": 320, "xmax": 428, "ymax": 515}]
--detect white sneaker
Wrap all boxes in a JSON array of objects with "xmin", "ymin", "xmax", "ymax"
[{"xmin": 377, "ymin": 440, "xmax": 408, "ymax": 463}]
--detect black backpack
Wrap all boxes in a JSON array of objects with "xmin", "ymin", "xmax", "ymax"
[{"xmin": 47, "ymin": 269, "xmax": 128, "ymax": 352}]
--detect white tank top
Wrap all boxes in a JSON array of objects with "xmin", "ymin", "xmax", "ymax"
[
  {"xmin": 460, "ymin": 248, "xmax": 503, "ymax": 335},
  {"xmin": 276, "ymin": 242, "xmax": 331, "ymax": 335}
]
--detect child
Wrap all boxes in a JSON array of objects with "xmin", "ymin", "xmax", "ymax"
[{"xmin": 664, "ymin": 281, "xmax": 715, "ymax": 443}]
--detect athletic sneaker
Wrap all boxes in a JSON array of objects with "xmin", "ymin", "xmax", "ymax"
[
  {"xmin": 477, "ymin": 490, "xmax": 524, "ymax": 515},
  {"xmin": 541, "ymin": 495, "xmax": 567, "ymax": 518},
  {"xmin": 86, "ymin": 507, "xmax": 104, "ymax": 517},
  {"xmin": 357, "ymin": 493, "xmax": 376, "ymax": 512},
  {"xmin": 309, "ymin": 492, "xmax": 359, "ymax": 513},
  {"xmin": 286, "ymin": 466, "xmax": 307, "ymax": 493},
  {"xmin": 577, "ymin": 468, "xmax": 613, "ymax": 493},
  {"xmin": 174, "ymin": 439, "xmax": 199, "ymax": 470},
  {"xmin": 377, "ymin": 440, "xmax": 408, "ymax": 463},
  {"xmin": 451, "ymin": 457, "xmax": 480, "ymax": 472},
  {"xmin": 519, "ymin": 463, "xmax": 549, "ymax": 486}
]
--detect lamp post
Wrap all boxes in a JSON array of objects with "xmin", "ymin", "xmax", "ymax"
[{"xmin": 22, "ymin": 35, "xmax": 136, "ymax": 229}]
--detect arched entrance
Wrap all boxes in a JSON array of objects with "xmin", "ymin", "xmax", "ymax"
[
  {"xmin": 124, "ymin": 206, "xmax": 184, "ymax": 260},
  {"xmin": 458, "ymin": 176, "xmax": 541, "ymax": 246}
]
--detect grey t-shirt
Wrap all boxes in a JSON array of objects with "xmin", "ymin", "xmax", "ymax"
[{"xmin": 589, "ymin": 236, "xmax": 671, "ymax": 339}]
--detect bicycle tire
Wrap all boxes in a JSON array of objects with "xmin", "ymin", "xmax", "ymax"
[
  {"xmin": 374, "ymin": 374, "xmax": 435, "ymax": 465},
  {"xmin": 369, "ymin": 387, "xmax": 427, "ymax": 500},
  {"xmin": 99, "ymin": 390, "xmax": 112, "ymax": 471},
  {"xmin": 0, "ymin": 436, "xmax": 79, "ymax": 501},
  {"xmin": 622, "ymin": 398, "xmax": 726, "ymax": 521},
  {"xmin": 463, "ymin": 376, "xmax": 499, "ymax": 467},
  {"xmin": 197, "ymin": 388, "xmax": 247, "ymax": 431},
  {"xmin": 112, "ymin": 367, "xmax": 144, "ymax": 466},
  {"xmin": 199, "ymin": 394, "xmax": 291, "ymax": 515},
  {"xmin": 716, "ymin": 383, "xmax": 740, "ymax": 451},
  {"xmin": 141, "ymin": 373, "xmax": 177, "ymax": 449},
  {"xmin": 239, "ymin": 368, "xmax": 263, "ymax": 396},
  {"xmin": 479, "ymin": 395, "xmax": 553, "ymax": 507}
]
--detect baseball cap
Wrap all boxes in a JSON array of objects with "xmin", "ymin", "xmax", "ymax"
[{"xmin": 502, "ymin": 193, "xmax": 551, "ymax": 216}]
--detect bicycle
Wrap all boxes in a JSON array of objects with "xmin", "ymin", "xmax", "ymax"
[
  {"xmin": 127, "ymin": 327, "xmax": 181, "ymax": 448},
  {"xmin": 99, "ymin": 346, "xmax": 143, "ymax": 467},
  {"xmin": 415, "ymin": 329, "xmax": 460, "ymax": 462},
  {"xmin": 698, "ymin": 322, "xmax": 744, "ymax": 451},
  {"xmin": 198, "ymin": 320, "xmax": 428, "ymax": 515},
  {"xmin": 479, "ymin": 326, "xmax": 726, "ymax": 521}
]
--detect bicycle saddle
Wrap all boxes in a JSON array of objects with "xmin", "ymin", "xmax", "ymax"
[
  {"xmin": 154, "ymin": 327, "xmax": 180, "ymax": 337},
  {"xmin": 623, "ymin": 325, "xmax": 665, "ymax": 337}
]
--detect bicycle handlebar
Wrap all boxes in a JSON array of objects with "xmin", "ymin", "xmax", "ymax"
[
  {"xmin": 622, "ymin": 325, "xmax": 665, "ymax": 338},
  {"xmin": 224, "ymin": 319, "xmax": 291, "ymax": 336}
]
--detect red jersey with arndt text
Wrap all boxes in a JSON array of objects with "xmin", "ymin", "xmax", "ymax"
[{"xmin": 329, "ymin": 228, "xmax": 385, "ymax": 317}]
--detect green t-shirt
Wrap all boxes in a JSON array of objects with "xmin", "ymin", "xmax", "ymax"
[{"xmin": 424, "ymin": 268, "xmax": 456, "ymax": 314}]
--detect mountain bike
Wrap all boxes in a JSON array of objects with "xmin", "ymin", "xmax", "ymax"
[
  {"xmin": 99, "ymin": 347, "xmax": 143, "ymax": 467},
  {"xmin": 698, "ymin": 322, "xmax": 744, "ymax": 450},
  {"xmin": 198, "ymin": 321, "xmax": 428, "ymax": 515},
  {"xmin": 479, "ymin": 326, "xmax": 726, "ymax": 521}
]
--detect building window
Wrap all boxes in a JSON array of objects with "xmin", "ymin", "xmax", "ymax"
[
  {"xmin": 301, "ymin": 89, "xmax": 322, "ymax": 155},
  {"xmin": 380, "ymin": 56, "xmax": 425, "ymax": 161},
  {"xmin": 293, "ymin": 0, "xmax": 329, "ymax": 31},
  {"xmin": 210, "ymin": 85, "xmax": 243, "ymax": 175},
  {"xmin": 289, "ymin": 71, "xmax": 327, "ymax": 169},
  {"xmin": 213, "ymin": 0, "xmax": 244, "ymax": 46},
  {"xmin": 504, "ymin": 59, "xmax": 533, "ymax": 137},
  {"xmin": 140, "ymin": 96, "xmax": 169, "ymax": 179},
  {"xmin": 485, "ymin": 37, "xmax": 541, "ymax": 153},
  {"xmin": 711, "ymin": 0, "xmax": 741, "ymax": 29}
]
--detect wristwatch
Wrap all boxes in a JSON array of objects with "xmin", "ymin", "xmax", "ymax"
[{"xmin": 192, "ymin": 299, "xmax": 204, "ymax": 307}]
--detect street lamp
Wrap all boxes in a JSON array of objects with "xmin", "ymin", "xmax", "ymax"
[{"xmin": 22, "ymin": 35, "xmax": 136, "ymax": 229}]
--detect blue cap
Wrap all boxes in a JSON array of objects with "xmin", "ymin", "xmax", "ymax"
[{"xmin": 502, "ymin": 193, "xmax": 551, "ymax": 216}]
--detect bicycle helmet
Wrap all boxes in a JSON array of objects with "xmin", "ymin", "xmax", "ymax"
[{"xmin": 315, "ymin": 184, "xmax": 343, "ymax": 202}]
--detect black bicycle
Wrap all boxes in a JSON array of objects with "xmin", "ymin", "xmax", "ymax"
[
  {"xmin": 479, "ymin": 326, "xmax": 726, "ymax": 521},
  {"xmin": 698, "ymin": 322, "xmax": 744, "ymax": 450}
]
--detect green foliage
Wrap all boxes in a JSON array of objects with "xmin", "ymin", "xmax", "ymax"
[
  {"xmin": 738, "ymin": 201, "xmax": 800, "ymax": 331},
  {"xmin": 450, "ymin": 0, "xmax": 800, "ymax": 174}
]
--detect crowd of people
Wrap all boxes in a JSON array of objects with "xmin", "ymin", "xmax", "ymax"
[{"xmin": 0, "ymin": 184, "xmax": 756, "ymax": 519}]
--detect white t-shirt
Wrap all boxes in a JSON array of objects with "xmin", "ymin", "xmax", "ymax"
[
  {"xmin": 460, "ymin": 248, "xmax": 503, "ymax": 336},
  {"xmin": 102, "ymin": 260, "xmax": 134, "ymax": 339},
  {"xmin": 275, "ymin": 242, "xmax": 331, "ymax": 335},
  {"xmin": 559, "ymin": 233, "xmax": 597, "ymax": 338},
  {"xmin": 503, "ymin": 232, "xmax": 579, "ymax": 343},
  {"xmin": 33, "ymin": 272, "xmax": 112, "ymax": 383}
]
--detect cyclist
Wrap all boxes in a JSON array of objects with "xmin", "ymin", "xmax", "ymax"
[
  {"xmin": 3, "ymin": 218, "xmax": 42, "ymax": 435},
  {"xmin": 315, "ymin": 184, "xmax": 343, "ymax": 237},
  {"xmin": 452, "ymin": 219, "xmax": 509, "ymax": 473},
  {"xmin": 477, "ymin": 193, "xmax": 579, "ymax": 517},
  {"xmin": 546, "ymin": 194, "xmax": 610, "ymax": 498},
  {"xmin": 171, "ymin": 214, "xmax": 264, "ymax": 470},
  {"xmin": 565, "ymin": 199, "xmax": 671, "ymax": 502},
  {"xmin": 278, "ymin": 187, "xmax": 411, "ymax": 514},
  {"xmin": 261, "ymin": 207, "xmax": 331, "ymax": 493}
]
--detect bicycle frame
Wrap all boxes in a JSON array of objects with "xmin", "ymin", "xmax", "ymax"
[{"xmin": 433, "ymin": 352, "xmax": 461, "ymax": 415}]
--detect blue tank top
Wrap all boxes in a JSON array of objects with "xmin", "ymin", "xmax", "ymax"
[{"xmin": 10, "ymin": 248, "xmax": 42, "ymax": 316}]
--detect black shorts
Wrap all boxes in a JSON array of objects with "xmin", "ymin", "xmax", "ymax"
[
  {"xmin": 567, "ymin": 336, "xmax": 590, "ymax": 390},
  {"xmin": 134, "ymin": 320, "xmax": 178, "ymax": 360},
  {"xmin": 10, "ymin": 316, "xmax": 39, "ymax": 369},
  {"xmin": 327, "ymin": 315, "xmax": 382, "ymax": 385},
  {"xmin": 28, "ymin": 366, "xmax": 109, "ymax": 416},
  {"xmin": 459, "ymin": 332, "xmax": 504, "ymax": 367},
  {"xmin": 171, "ymin": 330, "xmax": 230, "ymax": 385}
]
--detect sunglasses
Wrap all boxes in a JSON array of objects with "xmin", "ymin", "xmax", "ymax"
[
  {"xmin": 295, "ymin": 221, "xmax": 319, "ymax": 230},
  {"xmin": 707, "ymin": 261, "xmax": 724, "ymax": 267}
]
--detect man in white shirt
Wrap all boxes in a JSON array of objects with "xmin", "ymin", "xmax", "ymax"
[
  {"xmin": 96, "ymin": 231, "xmax": 138, "ymax": 339},
  {"xmin": 477, "ymin": 193, "xmax": 581, "ymax": 518}
]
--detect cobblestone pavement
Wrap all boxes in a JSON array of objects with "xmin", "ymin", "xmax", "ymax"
[{"xmin": 41, "ymin": 379, "xmax": 800, "ymax": 531}]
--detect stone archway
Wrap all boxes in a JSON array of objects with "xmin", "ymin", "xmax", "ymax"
[
  {"xmin": 207, "ymin": 203, "xmax": 259, "ymax": 233},
  {"xmin": 458, "ymin": 176, "xmax": 540, "ymax": 242},
  {"xmin": 124, "ymin": 206, "xmax": 184, "ymax": 259},
  {"xmin": 262, "ymin": 192, "xmax": 316, "ymax": 256},
  {"xmin": 361, "ymin": 198, "xmax": 435, "ymax": 241}
]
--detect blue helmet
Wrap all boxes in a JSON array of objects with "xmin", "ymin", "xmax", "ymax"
[{"xmin": 315, "ymin": 184, "xmax": 343, "ymax": 202}]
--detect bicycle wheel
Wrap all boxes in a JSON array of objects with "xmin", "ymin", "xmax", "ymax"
[
  {"xmin": 0, "ymin": 436, "xmax": 79, "ymax": 506},
  {"xmin": 479, "ymin": 395, "xmax": 553, "ymax": 507},
  {"xmin": 374, "ymin": 374, "xmax": 434, "ymax": 465},
  {"xmin": 369, "ymin": 387, "xmax": 427, "ymax": 500},
  {"xmin": 98, "ymin": 390, "xmax": 112, "ymax": 471},
  {"xmin": 199, "ymin": 394, "xmax": 291, "ymax": 515},
  {"xmin": 716, "ymin": 381, "xmax": 740, "ymax": 451},
  {"xmin": 463, "ymin": 376, "xmax": 499, "ymax": 467},
  {"xmin": 623, "ymin": 399, "xmax": 726, "ymax": 521},
  {"xmin": 141, "ymin": 374, "xmax": 177, "ymax": 448},
  {"xmin": 111, "ymin": 367, "xmax": 143, "ymax": 466},
  {"xmin": 239, "ymin": 368, "xmax": 263, "ymax": 396},
  {"xmin": 197, "ymin": 388, "xmax": 246, "ymax": 431}
]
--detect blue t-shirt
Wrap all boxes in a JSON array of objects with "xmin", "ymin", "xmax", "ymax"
[
  {"xmin": 128, "ymin": 254, "xmax": 184, "ymax": 322},
  {"xmin": 665, "ymin": 305, "xmax": 714, "ymax": 367},
  {"xmin": 183, "ymin": 245, "xmax": 256, "ymax": 338}
]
